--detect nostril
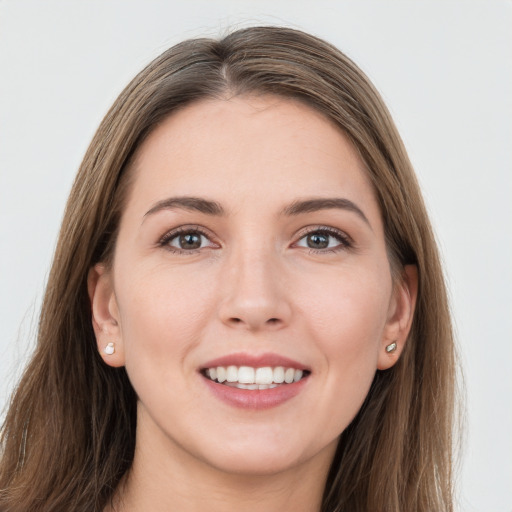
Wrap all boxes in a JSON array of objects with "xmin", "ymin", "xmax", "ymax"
[{"xmin": 229, "ymin": 317, "xmax": 280, "ymax": 326}]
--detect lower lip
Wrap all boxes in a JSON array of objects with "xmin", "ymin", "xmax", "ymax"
[{"xmin": 202, "ymin": 375, "xmax": 308, "ymax": 410}]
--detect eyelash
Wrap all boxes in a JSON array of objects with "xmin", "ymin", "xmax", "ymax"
[
  {"xmin": 158, "ymin": 225, "xmax": 353, "ymax": 255},
  {"xmin": 295, "ymin": 226, "xmax": 353, "ymax": 254},
  {"xmin": 158, "ymin": 226, "xmax": 214, "ymax": 256}
]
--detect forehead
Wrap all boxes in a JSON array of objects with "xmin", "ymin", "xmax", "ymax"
[{"xmin": 126, "ymin": 95, "xmax": 380, "ymax": 223}]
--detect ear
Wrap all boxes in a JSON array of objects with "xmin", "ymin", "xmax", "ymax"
[
  {"xmin": 377, "ymin": 265, "xmax": 418, "ymax": 370},
  {"xmin": 87, "ymin": 263, "xmax": 125, "ymax": 367}
]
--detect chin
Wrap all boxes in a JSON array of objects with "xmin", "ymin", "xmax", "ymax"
[
  {"xmin": 204, "ymin": 450, "xmax": 306, "ymax": 477},
  {"xmin": 196, "ymin": 432, "xmax": 339, "ymax": 478}
]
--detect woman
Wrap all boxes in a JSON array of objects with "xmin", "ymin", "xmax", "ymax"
[{"xmin": 0, "ymin": 26, "xmax": 457, "ymax": 511}]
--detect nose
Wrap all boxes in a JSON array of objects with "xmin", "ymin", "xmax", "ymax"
[{"xmin": 217, "ymin": 248, "xmax": 292, "ymax": 332}]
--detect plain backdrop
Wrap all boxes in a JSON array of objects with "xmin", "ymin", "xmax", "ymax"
[{"xmin": 1, "ymin": 1, "xmax": 511, "ymax": 511}]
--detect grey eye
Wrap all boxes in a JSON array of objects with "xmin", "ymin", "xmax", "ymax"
[
  {"xmin": 296, "ymin": 230, "xmax": 345, "ymax": 250},
  {"xmin": 169, "ymin": 232, "xmax": 208, "ymax": 250},
  {"xmin": 305, "ymin": 233, "xmax": 330, "ymax": 249}
]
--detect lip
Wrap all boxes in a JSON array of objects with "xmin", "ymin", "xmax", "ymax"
[
  {"xmin": 200, "ymin": 352, "xmax": 310, "ymax": 371},
  {"xmin": 202, "ymin": 376, "xmax": 308, "ymax": 410},
  {"xmin": 199, "ymin": 352, "xmax": 310, "ymax": 410}
]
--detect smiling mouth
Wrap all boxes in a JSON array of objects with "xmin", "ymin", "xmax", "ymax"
[{"xmin": 202, "ymin": 365, "xmax": 310, "ymax": 390}]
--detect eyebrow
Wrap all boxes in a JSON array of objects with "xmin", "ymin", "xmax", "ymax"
[
  {"xmin": 144, "ymin": 196, "xmax": 226, "ymax": 218},
  {"xmin": 144, "ymin": 195, "xmax": 371, "ymax": 228},
  {"xmin": 280, "ymin": 198, "xmax": 371, "ymax": 228}
]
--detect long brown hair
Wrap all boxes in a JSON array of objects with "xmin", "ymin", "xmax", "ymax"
[{"xmin": 0, "ymin": 26, "xmax": 457, "ymax": 511}]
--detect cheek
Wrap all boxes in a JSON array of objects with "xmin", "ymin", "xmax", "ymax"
[
  {"xmin": 299, "ymin": 264, "xmax": 391, "ymax": 344},
  {"xmin": 114, "ymin": 263, "xmax": 216, "ymax": 370},
  {"xmin": 296, "ymin": 264, "xmax": 391, "ymax": 392}
]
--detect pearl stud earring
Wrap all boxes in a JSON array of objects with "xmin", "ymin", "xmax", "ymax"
[
  {"xmin": 104, "ymin": 342, "xmax": 115, "ymax": 355},
  {"xmin": 385, "ymin": 341, "xmax": 397, "ymax": 353}
]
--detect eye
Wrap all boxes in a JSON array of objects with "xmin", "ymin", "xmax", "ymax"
[
  {"xmin": 171, "ymin": 232, "xmax": 206, "ymax": 250},
  {"xmin": 295, "ymin": 227, "xmax": 352, "ymax": 253},
  {"xmin": 159, "ymin": 226, "xmax": 217, "ymax": 254}
]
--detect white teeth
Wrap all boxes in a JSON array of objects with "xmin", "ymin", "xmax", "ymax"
[
  {"xmin": 226, "ymin": 365, "xmax": 238, "ymax": 382},
  {"xmin": 205, "ymin": 365, "xmax": 307, "ymax": 387},
  {"xmin": 225, "ymin": 382, "xmax": 278, "ymax": 390},
  {"xmin": 216, "ymin": 367, "xmax": 226, "ymax": 383},
  {"xmin": 238, "ymin": 366, "xmax": 255, "ymax": 384},
  {"xmin": 284, "ymin": 368, "xmax": 295, "ymax": 384},
  {"xmin": 273, "ymin": 366, "xmax": 285, "ymax": 383},
  {"xmin": 255, "ymin": 367, "xmax": 273, "ymax": 385}
]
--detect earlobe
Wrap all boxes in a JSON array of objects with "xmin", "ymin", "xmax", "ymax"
[
  {"xmin": 87, "ymin": 264, "xmax": 125, "ymax": 367},
  {"xmin": 377, "ymin": 265, "xmax": 418, "ymax": 370}
]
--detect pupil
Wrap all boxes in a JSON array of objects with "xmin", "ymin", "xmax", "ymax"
[
  {"xmin": 308, "ymin": 233, "xmax": 328, "ymax": 249},
  {"xmin": 180, "ymin": 233, "xmax": 201, "ymax": 249}
]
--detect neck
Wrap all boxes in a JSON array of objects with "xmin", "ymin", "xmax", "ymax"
[
  {"xmin": 107, "ymin": 410, "xmax": 335, "ymax": 512},
  {"xmin": 114, "ymin": 462, "xmax": 328, "ymax": 512}
]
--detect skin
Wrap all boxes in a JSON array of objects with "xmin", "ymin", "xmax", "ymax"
[{"xmin": 89, "ymin": 95, "xmax": 417, "ymax": 512}]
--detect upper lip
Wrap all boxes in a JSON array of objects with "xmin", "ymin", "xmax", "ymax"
[{"xmin": 201, "ymin": 352, "xmax": 310, "ymax": 371}]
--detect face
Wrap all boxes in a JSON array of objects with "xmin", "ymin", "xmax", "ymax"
[{"xmin": 90, "ymin": 95, "xmax": 415, "ymax": 478}]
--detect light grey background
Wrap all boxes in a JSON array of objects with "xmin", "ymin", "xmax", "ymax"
[{"xmin": 1, "ymin": 1, "xmax": 511, "ymax": 510}]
